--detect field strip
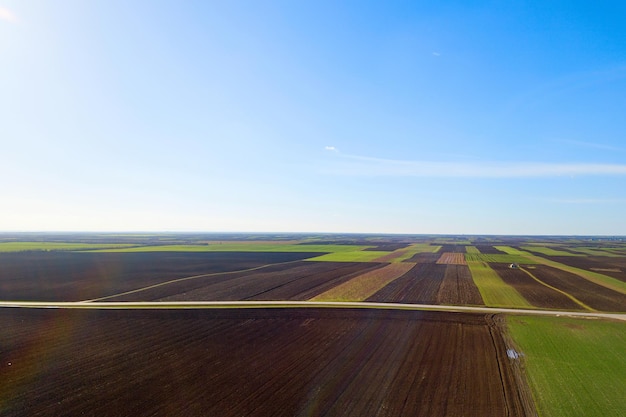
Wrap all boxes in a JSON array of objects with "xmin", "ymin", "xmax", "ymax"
[
  {"xmin": 371, "ymin": 248, "xmax": 411, "ymax": 262},
  {"xmin": 521, "ymin": 253, "xmax": 626, "ymax": 295},
  {"xmin": 82, "ymin": 259, "xmax": 304, "ymax": 302},
  {"xmin": 310, "ymin": 263, "xmax": 416, "ymax": 301},
  {"xmin": 372, "ymin": 243, "xmax": 441, "ymax": 262},
  {"xmin": 1, "ymin": 300, "xmax": 625, "ymax": 321},
  {"xmin": 436, "ymin": 252, "xmax": 467, "ymax": 265},
  {"xmin": 520, "ymin": 267, "xmax": 595, "ymax": 311},
  {"xmin": 466, "ymin": 260, "xmax": 532, "ymax": 308}
]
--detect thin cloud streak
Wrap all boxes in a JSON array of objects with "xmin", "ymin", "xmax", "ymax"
[
  {"xmin": 0, "ymin": 7, "xmax": 18, "ymax": 23},
  {"xmin": 323, "ymin": 153, "xmax": 626, "ymax": 178},
  {"xmin": 558, "ymin": 139, "xmax": 624, "ymax": 152},
  {"xmin": 549, "ymin": 198, "xmax": 626, "ymax": 204}
]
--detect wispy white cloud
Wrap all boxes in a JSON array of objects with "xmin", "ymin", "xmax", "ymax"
[
  {"xmin": 432, "ymin": 52, "xmax": 441, "ymax": 57},
  {"xmin": 557, "ymin": 139, "xmax": 624, "ymax": 152},
  {"xmin": 549, "ymin": 198, "xmax": 626, "ymax": 204},
  {"xmin": 0, "ymin": 6, "xmax": 18, "ymax": 23},
  {"xmin": 322, "ymin": 152, "xmax": 626, "ymax": 178},
  {"xmin": 324, "ymin": 146, "xmax": 338, "ymax": 152}
]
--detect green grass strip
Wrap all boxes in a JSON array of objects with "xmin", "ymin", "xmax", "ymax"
[
  {"xmin": 306, "ymin": 251, "xmax": 390, "ymax": 262},
  {"xmin": 464, "ymin": 246, "xmax": 481, "ymax": 254},
  {"xmin": 508, "ymin": 315, "xmax": 626, "ymax": 417},
  {"xmin": 464, "ymin": 253, "xmax": 539, "ymax": 264},
  {"xmin": 89, "ymin": 244, "xmax": 373, "ymax": 253},
  {"xmin": 566, "ymin": 247, "xmax": 623, "ymax": 257},
  {"xmin": 494, "ymin": 245, "xmax": 530, "ymax": 256},
  {"xmin": 466, "ymin": 260, "xmax": 531, "ymax": 308}
]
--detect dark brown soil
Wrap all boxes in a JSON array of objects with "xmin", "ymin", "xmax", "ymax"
[
  {"xmin": 438, "ymin": 245, "xmax": 466, "ymax": 253},
  {"xmin": 402, "ymin": 252, "xmax": 441, "ymax": 263},
  {"xmin": 490, "ymin": 263, "xmax": 582, "ymax": 310},
  {"xmin": 366, "ymin": 263, "xmax": 447, "ymax": 303},
  {"xmin": 528, "ymin": 265, "xmax": 626, "ymax": 312},
  {"xmin": 475, "ymin": 246, "xmax": 507, "ymax": 254},
  {"xmin": 543, "ymin": 256, "xmax": 626, "ymax": 282},
  {"xmin": 139, "ymin": 262, "xmax": 383, "ymax": 302},
  {"xmin": 0, "ymin": 308, "xmax": 532, "ymax": 417},
  {"xmin": 436, "ymin": 265, "xmax": 484, "ymax": 305},
  {"xmin": 0, "ymin": 252, "xmax": 320, "ymax": 301}
]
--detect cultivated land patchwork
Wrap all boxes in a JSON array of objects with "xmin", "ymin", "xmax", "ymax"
[
  {"xmin": 1, "ymin": 233, "xmax": 625, "ymax": 416},
  {"xmin": 466, "ymin": 260, "xmax": 532, "ymax": 308},
  {"xmin": 310, "ymin": 262, "xmax": 416, "ymax": 301}
]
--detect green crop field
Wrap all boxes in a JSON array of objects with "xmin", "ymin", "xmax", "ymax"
[
  {"xmin": 567, "ymin": 247, "xmax": 623, "ymax": 257},
  {"xmin": 464, "ymin": 246, "xmax": 481, "ymax": 254},
  {"xmin": 89, "ymin": 243, "xmax": 373, "ymax": 253},
  {"xmin": 508, "ymin": 316, "xmax": 626, "ymax": 417},
  {"xmin": 466, "ymin": 260, "xmax": 531, "ymax": 308},
  {"xmin": 0, "ymin": 242, "xmax": 136, "ymax": 252},
  {"xmin": 306, "ymin": 250, "xmax": 390, "ymax": 262},
  {"xmin": 464, "ymin": 253, "xmax": 539, "ymax": 264}
]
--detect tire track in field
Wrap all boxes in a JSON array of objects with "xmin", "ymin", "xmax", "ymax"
[
  {"xmin": 520, "ymin": 267, "xmax": 595, "ymax": 311},
  {"xmin": 81, "ymin": 259, "xmax": 305, "ymax": 302}
]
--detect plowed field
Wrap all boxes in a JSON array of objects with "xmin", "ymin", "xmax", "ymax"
[
  {"xmin": 529, "ymin": 265, "xmax": 626, "ymax": 312},
  {"xmin": 437, "ymin": 252, "xmax": 467, "ymax": 265},
  {"xmin": 476, "ymin": 245, "xmax": 507, "ymax": 254},
  {"xmin": 543, "ymin": 256, "xmax": 626, "ymax": 282},
  {"xmin": 438, "ymin": 244, "xmax": 466, "ymax": 253},
  {"xmin": 367, "ymin": 263, "xmax": 447, "ymax": 303},
  {"xmin": 0, "ymin": 308, "xmax": 532, "ymax": 417},
  {"xmin": 403, "ymin": 252, "xmax": 441, "ymax": 263},
  {"xmin": 0, "ymin": 252, "xmax": 319, "ymax": 301},
  {"xmin": 489, "ymin": 264, "xmax": 581, "ymax": 310},
  {"xmin": 310, "ymin": 263, "xmax": 416, "ymax": 301},
  {"xmin": 106, "ymin": 262, "xmax": 383, "ymax": 302},
  {"xmin": 436, "ymin": 265, "xmax": 484, "ymax": 305}
]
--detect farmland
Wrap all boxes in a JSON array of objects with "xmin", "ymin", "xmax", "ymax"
[
  {"xmin": 466, "ymin": 260, "xmax": 531, "ymax": 308},
  {"xmin": 1, "ymin": 232, "xmax": 625, "ymax": 416},
  {"xmin": 310, "ymin": 263, "xmax": 416, "ymax": 301},
  {"xmin": 0, "ymin": 251, "xmax": 321, "ymax": 301},
  {"xmin": 508, "ymin": 315, "xmax": 626, "ymax": 417},
  {"xmin": 0, "ymin": 307, "xmax": 532, "ymax": 417}
]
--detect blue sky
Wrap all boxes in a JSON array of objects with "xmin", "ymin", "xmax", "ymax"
[{"xmin": 1, "ymin": 1, "xmax": 626, "ymax": 234}]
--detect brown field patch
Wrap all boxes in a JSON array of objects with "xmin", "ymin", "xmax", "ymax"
[
  {"xmin": 138, "ymin": 262, "xmax": 384, "ymax": 302},
  {"xmin": 436, "ymin": 252, "xmax": 467, "ymax": 265},
  {"xmin": 475, "ymin": 245, "xmax": 507, "ymax": 254},
  {"xmin": 437, "ymin": 244, "xmax": 467, "ymax": 253},
  {"xmin": 529, "ymin": 265, "xmax": 626, "ymax": 312},
  {"xmin": 367, "ymin": 263, "xmax": 447, "ymax": 303},
  {"xmin": 402, "ymin": 252, "xmax": 440, "ymax": 263},
  {"xmin": 544, "ymin": 256, "xmax": 626, "ymax": 282},
  {"xmin": 489, "ymin": 263, "xmax": 582, "ymax": 310},
  {"xmin": 436, "ymin": 264, "xmax": 484, "ymax": 305},
  {"xmin": 0, "ymin": 252, "xmax": 320, "ymax": 301},
  {"xmin": 0, "ymin": 308, "xmax": 532, "ymax": 417},
  {"xmin": 310, "ymin": 262, "xmax": 415, "ymax": 301}
]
